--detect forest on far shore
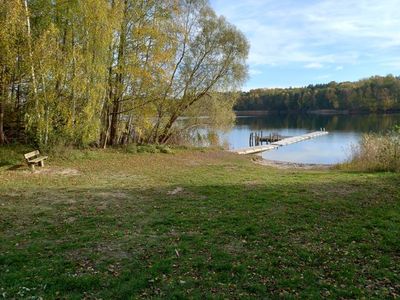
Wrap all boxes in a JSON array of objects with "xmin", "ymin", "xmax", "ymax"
[{"xmin": 235, "ymin": 75, "xmax": 400, "ymax": 113}]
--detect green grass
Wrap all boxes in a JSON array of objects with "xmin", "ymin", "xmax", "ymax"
[{"xmin": 0, "ymin": 147, "xmax": 399, "ymax": 299}]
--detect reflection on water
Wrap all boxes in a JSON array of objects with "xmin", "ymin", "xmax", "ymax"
[{"xmin": 222, "ymin": 114, "xmax": 400, "ymax": 164}]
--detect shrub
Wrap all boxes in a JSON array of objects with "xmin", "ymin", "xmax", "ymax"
[
  {"xmin": 345, "ymin": 128, "xmax": 400, "ymax": 172},
  {"xmin": 137, "ymin": 145, "xmax": 158, "ymax": 153},
  {"xmin": 156, "ymin": 145, "xmax": 174, "ymax": 154},
  {"xmin": 125, "ymin": 144, "xmax": 138, "ymax": 154},
  {"xmin": 124, "ymin": 144, "xmax": 174, "ymax": 154}
]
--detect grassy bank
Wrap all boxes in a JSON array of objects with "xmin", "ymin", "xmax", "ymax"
[{"xmin": 0, "ymin": 147, "xmax": 399, "ymax": 299}]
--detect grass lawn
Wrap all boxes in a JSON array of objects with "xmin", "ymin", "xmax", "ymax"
[{"xmin": 0, "ymin": 146, "xmax": 399, "ymax": 299}]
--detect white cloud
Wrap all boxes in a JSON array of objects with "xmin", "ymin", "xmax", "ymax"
[
  {"xmin": 380, "ymin": 59, "xmax": 400, "ymax": 69},
  {"xmin": 211, "ymin": 0, "xmax": 400, "ymax": 68},
  {"xmin": 249, "ymin": 68, "xmax": 263, "ymax": 75},
  {"xmin": 335, "ymin": 66, "xmax": 344, "ymax": 71},
  {"xmin": 305, "ymin": 62, "xmax": 324, "ymax": 69},
  {"xmin": 316, "ymin": 74, "xmax": 332, "ymax": 80}
]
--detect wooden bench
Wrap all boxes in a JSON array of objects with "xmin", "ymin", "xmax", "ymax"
[{"xmin": 24, "ymin": 150, "xmax": 48, "ymax": 170}]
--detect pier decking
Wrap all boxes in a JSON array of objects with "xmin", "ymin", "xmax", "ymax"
[{"xmin": 231, "ymin": 131, "xmax": 329, "ymax": 155}]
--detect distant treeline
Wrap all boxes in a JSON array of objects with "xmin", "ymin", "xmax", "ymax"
[{"xmin": 235, "ymin": 75, "xmax": 400, "ymax": 113}]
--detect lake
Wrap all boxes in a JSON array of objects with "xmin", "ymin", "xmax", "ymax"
[{"xmin": 222, "ymin": 113, "xmax": 400, "ymax": 164}]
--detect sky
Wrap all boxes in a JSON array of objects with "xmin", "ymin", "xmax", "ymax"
[{"xmin": 210, "ymin": 0, "xmax": 400, "ymax": 90}]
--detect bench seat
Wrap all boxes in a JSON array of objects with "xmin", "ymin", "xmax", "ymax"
[{"xmin": 28, "ymin": 156, "xmax": 48, "ymax": 164}]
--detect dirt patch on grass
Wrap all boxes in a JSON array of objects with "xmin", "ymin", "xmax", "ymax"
[
  {"xmin": 23, "ymin": 167, "xmax": 81, "ymax": 176},
  {"xmin": 95, "ymin": 191, "xmax": 129, "ymax": 199},
  {"xmin": 65, "ymin": 242, "xmax": 130, "ymax": 276},
  {"xmin": 94, "ymin": 243, "xmax": 130, "ymax": 260},
  {"xmin": 243, "ymin": 180, "xmax": 263, "ymax": 186},
  {"xmin": 166, "ymin": 186, "xmax": 208, "ymax": 200},
  {"xmin": 167, "ymin": 187, "xmax": 184, "ymax": 195},
  {"xmin": 224, "ymin": 239, "xmax": 246, "ymax": 255},
  {"xmin": 2, "ymin": 192, "xmax": 21, "ymax": 198},
  {"xmin": 179, "ymin": 150, "xmax": 245, "ymax": 167},
  {"xmin": 64, "ymin": 216, "xmax": 77, "ymax": 224},
  {"xmin": 53, "ymin": 197, "xmax": 77, "ymax": 205},
  {"xmin": 309, "ymin": 184, "xmax": 356, "ymax": 198}
]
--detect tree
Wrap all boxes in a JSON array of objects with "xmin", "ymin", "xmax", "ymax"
[
  {"xmin": 24, "ymin": 0, "xmax": 114, "ymax": 147},
  {"xmin": 0, "ymin": 0, "xmax": 249, "ymax": 147},
  {"xmin": 152, "ymin": 0, "xmax": 249, "ymax": 144},
  {"xmin": 235, "ymin": 75, "xmax": 400, "ymax": 113},
  {"xmin": 0, "ymin": 0, "xmax": 26, "ymax": 144},
  {"xmin": 101, "ymin": 0, "xmax": 177, "ymax": 146}
]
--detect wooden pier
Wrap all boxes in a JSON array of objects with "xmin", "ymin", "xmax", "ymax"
[
  {"xmin": 249, "ymin": 132, "xmax": 289, "ymax": 147},
  {"xmin": 231, "ymin": 130, "xmax": 329, "ymax": 155}
]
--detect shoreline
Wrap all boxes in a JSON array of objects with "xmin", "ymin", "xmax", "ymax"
[
  {"xmin": 253, "ymin": 157, "xmax": 333, "ymax": 170},
  {"xmin": 235, "ymin": 110, "xmax": 400, "ymax": 116}
]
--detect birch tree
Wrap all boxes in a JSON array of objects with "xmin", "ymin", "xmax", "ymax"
[
  {"xmin": 0, "ymin": 0, "xmax": 249, "ymax": 147},
  {"xmin": 0, "ymin": 0, "xmax": 26, "ymax": 144}
]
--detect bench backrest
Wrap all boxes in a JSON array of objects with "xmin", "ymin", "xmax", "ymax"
[{"xmin": 24, "ymin": 150, "xmax": 40, "ymax": 160}]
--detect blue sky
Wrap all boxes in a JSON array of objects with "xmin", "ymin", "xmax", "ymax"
[{"xmin": 210, "ymin": 0, "xmax": 400, "ymax": 90}]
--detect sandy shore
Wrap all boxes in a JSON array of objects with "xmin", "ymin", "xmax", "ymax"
[{"xmin": 253, "ymin": 157, "xmax": 333, "ymax": 170}]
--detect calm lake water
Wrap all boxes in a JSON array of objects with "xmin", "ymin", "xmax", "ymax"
[{"xmin": 222, "ymin": 113, "xmax": 400, "ymax": 164}]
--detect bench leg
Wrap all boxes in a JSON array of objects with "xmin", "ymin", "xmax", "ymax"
[
  {"xmin": 30, "ymin": 164, "xmax": 35, "ymax": 171},
  {"xmin": 39, "ymin": 160, "xmax": 45, "ymax": 167}
]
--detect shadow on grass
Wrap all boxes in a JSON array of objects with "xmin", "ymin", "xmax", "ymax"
[
  {"xmin": 1, "ymin": 175, "xmax": 399, "ymax": 299},
  {"xmin": 5, "ymin": 164, "xmax": 26, "ymax": 171}
]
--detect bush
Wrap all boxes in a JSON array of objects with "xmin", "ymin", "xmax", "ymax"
[
  {"xmin": 156, "ymin": 145, "xmax": 173, "ymax": 154},
  {"xmin": 137, "ymin": 145, "xmax": 158, "ymax": 153},
  {"xmin": 124, "ymin": 144, "xmax": 174, "ymax": 154},
  {"xmin": 345, "ymin": 128, "xmax": 400, "ymax": 172},
  {"xmin": 125, "ymin": 144, "xmax": 138, "ymax": 154}
]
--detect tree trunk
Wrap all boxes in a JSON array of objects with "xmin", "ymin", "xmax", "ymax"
[
  {"xmin": 16, "ymin": 64, "xmax": 23, "ymax": 141},
  {"xmin": 0, "ymin": 96, "xmax": 5, "ymax": 145},
  {"xmin": 109, "ymin": 0, "xmax": 128, "ymax": 146},
  {"xmin": 0, "ymin": 69, "xmax": 6, "ymax": 144},
  {"xmin": 23, "ymin": 0, "xmax": 38, "ymax": 104},
  {"xmin": 109, "ymin": 98, "xmax": 120, "ymax": 145}
]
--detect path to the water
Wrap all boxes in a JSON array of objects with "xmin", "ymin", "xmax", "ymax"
[{"xmin": 230, "ymin": 131, "xmax": 329, "ymax": 155}]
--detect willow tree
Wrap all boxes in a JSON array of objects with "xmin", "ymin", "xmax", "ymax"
[
  {"xmin": 151, "ymin": 0, "xmax": 249, "ymax": 144},
  {"xmin": 101, "ymin": 0, "xmax": 248, "ymax": 146}
]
